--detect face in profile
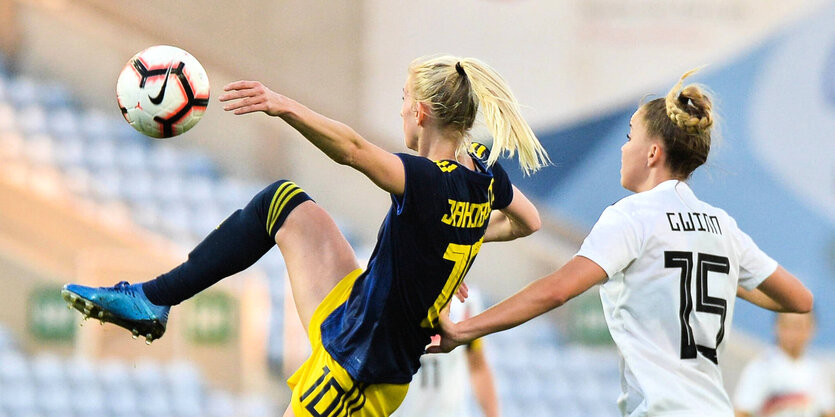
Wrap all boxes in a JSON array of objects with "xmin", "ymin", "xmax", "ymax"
[
  {"xmin": 400, "ymin": 77, "xmax": 419, "ymax": 151},
  {"xmin": 775, "ymin": 312, "xmax": 815, "ymax": 358},
  {"xmin": 620, "ymin": 108, "xmax": 656, "ymax": 193}
]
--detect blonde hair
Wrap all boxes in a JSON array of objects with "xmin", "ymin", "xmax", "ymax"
[
  {"xmin": 408, "ymin": 55, "xmax": 549, "ymax": 175},
  {"xmin": 641, "ymin": 67, "xmax": 715, "ymax": 179}
]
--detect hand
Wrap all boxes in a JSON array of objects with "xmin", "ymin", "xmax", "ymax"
[
  {"xmin": 219, "ymin": 80, "xmax": 286, "ymax": 116},
  {"xmin": 426, "ymin": 304, "xmax": 466, "ymax": 354},
  {"xmin": 455, "ymin": 282, "xmax": 469, "ymax": 303}
]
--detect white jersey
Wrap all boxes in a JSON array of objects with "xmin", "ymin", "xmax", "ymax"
[
  {"xmin": 576, "ymin": 180, "xmax": 778, "ymax": 417},
  {"xmin": 393, "ymin": 291, "xmax": 485, "ymax": 417},
  {"xmin": 734, "ymin": 348, "xmax": 835, "ymax": 417}
]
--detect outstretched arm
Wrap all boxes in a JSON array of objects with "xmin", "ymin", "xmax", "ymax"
[
  {"xmin": 484, "ymin": 186, "xmax": 540, "ymax": 242},
  {"xmin": 738, "ymin": 266, "xmax": 812, "ymax": 313},
  {"xmin": 431, "ymin": 256, "xmax": 607, "ymax": 352},
  {"xmin": 220, "ymin": 81, "xmax": 405, "ymax": 195}
]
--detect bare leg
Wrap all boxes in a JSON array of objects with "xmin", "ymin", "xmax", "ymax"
[{"xmin": 274, "ymin": 201, "xmax": 360, "ymax": 333}]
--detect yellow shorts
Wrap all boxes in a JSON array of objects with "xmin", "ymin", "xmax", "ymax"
[{"xmin": 288, "ymin": 269, "xmax": 409, "ymax": 417}]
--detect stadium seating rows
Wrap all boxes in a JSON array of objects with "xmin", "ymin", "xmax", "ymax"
[{"xmin": 0, "ymin": 325, "xmax": 275, "ymax": 417}]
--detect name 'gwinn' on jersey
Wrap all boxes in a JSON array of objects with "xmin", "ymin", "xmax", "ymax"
[
  {"xmin": 320, "ymin": 144, "xmax": 513, "ymax": 384},
  {"xmin": 576, "ymin": 180, "xmax": 778, "ymax": 417}
]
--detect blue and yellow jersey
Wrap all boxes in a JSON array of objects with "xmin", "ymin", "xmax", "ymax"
[{"xmin": 319, "ymin": 143, "xmax": 513, "ymax": 384}]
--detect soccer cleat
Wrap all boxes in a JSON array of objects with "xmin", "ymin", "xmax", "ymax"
[{"xmin": 61, "ymin": 281, "xmax": 170, "ymax": 343}]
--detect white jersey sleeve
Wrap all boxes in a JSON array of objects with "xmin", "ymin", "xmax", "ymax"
[
  {"xmin": 728, "ymin": 218, "xmax": 779, "ymax": 290},
  {"xmin": 576, "ymin": 205, "xmax": 643, "ymax": 279}
]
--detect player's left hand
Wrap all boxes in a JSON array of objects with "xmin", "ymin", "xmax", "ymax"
[{"xmin": 219, "ymin": 80, "xmax": 286, "ymax": 116}]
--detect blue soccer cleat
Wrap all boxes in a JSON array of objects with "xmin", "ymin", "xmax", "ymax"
[{"xmin": 61, "ymin": 281, "xmax": 170, "ymax": 344}]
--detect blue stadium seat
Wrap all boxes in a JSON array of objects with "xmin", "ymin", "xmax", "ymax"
[
  {"xmin": 54, "ymin": 135, "xmax": 85, "ymax": 170},
  {"xmin": 133, "ymin": 358, "xmax": 165, "ymax": 391},
  {"xmin": 84, "ymin": 139, "xmax": 118, "ymax": 171},
  {"xmin": 106, "ymin": 385, "xmax": 140, "ymax": 417},
  {"xmin": 117, "ymin": 142, "xmax": 149, "ymax": 173},
  {"xmin": 17, "ymin": 104, "xmax": 48, "ymax": 135},
  {"xmin": 79, "ymin": 109, "xmax": 114, "ymax": 139},
  {"xmin": 37, "ymin": 382, "xmax": 72, "ymax": 416},
  {"xmin": 71, "ymin": 385, "xmax": 106, "ymax": 416},
  {"xmin": 7, "ymin": 76, "xmax": 38, "ymax": 107},
  {"xmin": 30, "ymin": 353, "xmax": 65, "ymax": 387},
  {"xmin": 0, "ymin": 351, "xmax": 31, "ymax": 385},
  {"xmin": 206, "ymin": 390, "xmax": 237, "ymax": 417},
  {"xmin": 1, "ymin": 381, "xmax": 37, "ymax": 415},
  {"xmin": 138, "ymin": 386, "xmax": 173, "ymax": 416},
  {"xmin": 49, "ymin": 106, "xmax": 80, "ymax": 137}
]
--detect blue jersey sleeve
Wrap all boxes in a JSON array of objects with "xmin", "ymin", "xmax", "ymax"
[
  {"xmin": 468, "ymin": 142, "xmax": 513, "ymax": 210},
  {"xmin": 393, "ymin": 153, "xmax": 444, "ymax": 217},
  {"xmin": 489, "ymin": 161, "xmax": 513, "ymax": 210}
]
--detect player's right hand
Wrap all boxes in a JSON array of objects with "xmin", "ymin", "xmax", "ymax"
[
  {"xmin": 426, "ymin": 304, "xmax": 465, "ymax": 354},
  {"xmin": 220, "ymin": 80, "xmax": 287, "ymax": 117}
]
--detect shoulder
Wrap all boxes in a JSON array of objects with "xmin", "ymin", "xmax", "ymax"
[
  {"xmin": 606, "ymin": 193, "xmax": 650, "ymax": 222},
  {"xmin": 395, "ymin": 152, "xmax": 448, "ymax": 176},
  {"xmin": 468, "ymin": 142, "xmax": 508, "ymax": 175}
]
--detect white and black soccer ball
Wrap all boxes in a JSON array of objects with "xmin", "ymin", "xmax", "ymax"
[{"xmin": 116, "ymin": 45, "xmax": 210, "ymax": 138}]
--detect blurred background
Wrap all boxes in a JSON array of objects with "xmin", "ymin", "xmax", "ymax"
[{"xmin": 0, "ymin": 0, "xmax": 832, "ymax": 416}]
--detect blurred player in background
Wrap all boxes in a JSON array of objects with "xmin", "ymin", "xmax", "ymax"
[
  {"xmin": 432, "ymin": 68, "xmax": 813, "ymax": 417},
  {"xmin": 63, "ymin": 55, "xmax": 548, "ymax": 416},
  {"xmin": 734, "ymin": 312, "xmax": 835, "ymax": 417},
  {"xmin": 393, "ymin": 286, "xmax": 500, "ymax": 417}
]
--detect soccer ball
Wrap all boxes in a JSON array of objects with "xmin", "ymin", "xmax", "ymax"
[{"xmin": 116, "ymin": 45, "xmax": 210, "ymax": 138}]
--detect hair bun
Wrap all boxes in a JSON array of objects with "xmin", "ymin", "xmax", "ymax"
[{"xmin": 665, "ymin": 68, "xmax": 713, "ymax": 134}]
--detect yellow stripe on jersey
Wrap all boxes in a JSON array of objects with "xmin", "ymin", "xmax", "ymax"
[
  {"xmin": 266, "ymin": 181, "xmax": 303, "ymax": 235},
  {"xmin": 421, "ymin": 239, "xmax": 483, "ymax": 329},
  {"xmin": 469, "ymin": 142, "xmax": 488, "ymax": 159}
]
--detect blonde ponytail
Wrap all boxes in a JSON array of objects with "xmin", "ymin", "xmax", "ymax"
[
  {"xmin": 409, "ymin": 55, "xmax": 550, "ymax": 175},
  {"xmin": 458, "ymin": 58, "xmax": 550, "ymax": 175}
]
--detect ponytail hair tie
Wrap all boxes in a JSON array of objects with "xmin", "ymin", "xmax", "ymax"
[{"xmin": 455, "ymin": 61, "xmax": 466, "ymax": 77}]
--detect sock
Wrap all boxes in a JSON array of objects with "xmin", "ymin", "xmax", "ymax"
[{"xmin": 141, "ymin": 180, "xmax": 312, "ymax": 306}]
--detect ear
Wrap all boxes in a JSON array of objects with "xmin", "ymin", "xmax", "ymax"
[
  {"xmin": 415, "ymin": 101, "xmax": 430, "ymax": 126},
  {"xmin": 647, "ymin": 142, "xmax": 663, "ymax": 167}
]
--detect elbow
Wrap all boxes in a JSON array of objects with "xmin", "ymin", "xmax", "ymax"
[
  {"xmin": 781, "ymin": 289, "xmax": 814, "ymax": 314},
  {"xmin": 514, "ymin": 214, "xmax": 541, "ymax": 239},
  {"xmin": 526, "ymin": 216, "xmax": 542, "ymax": 236},
  {"xmin": 795, "ymin": 291, "xmax": 814, "ymax": 314}
]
